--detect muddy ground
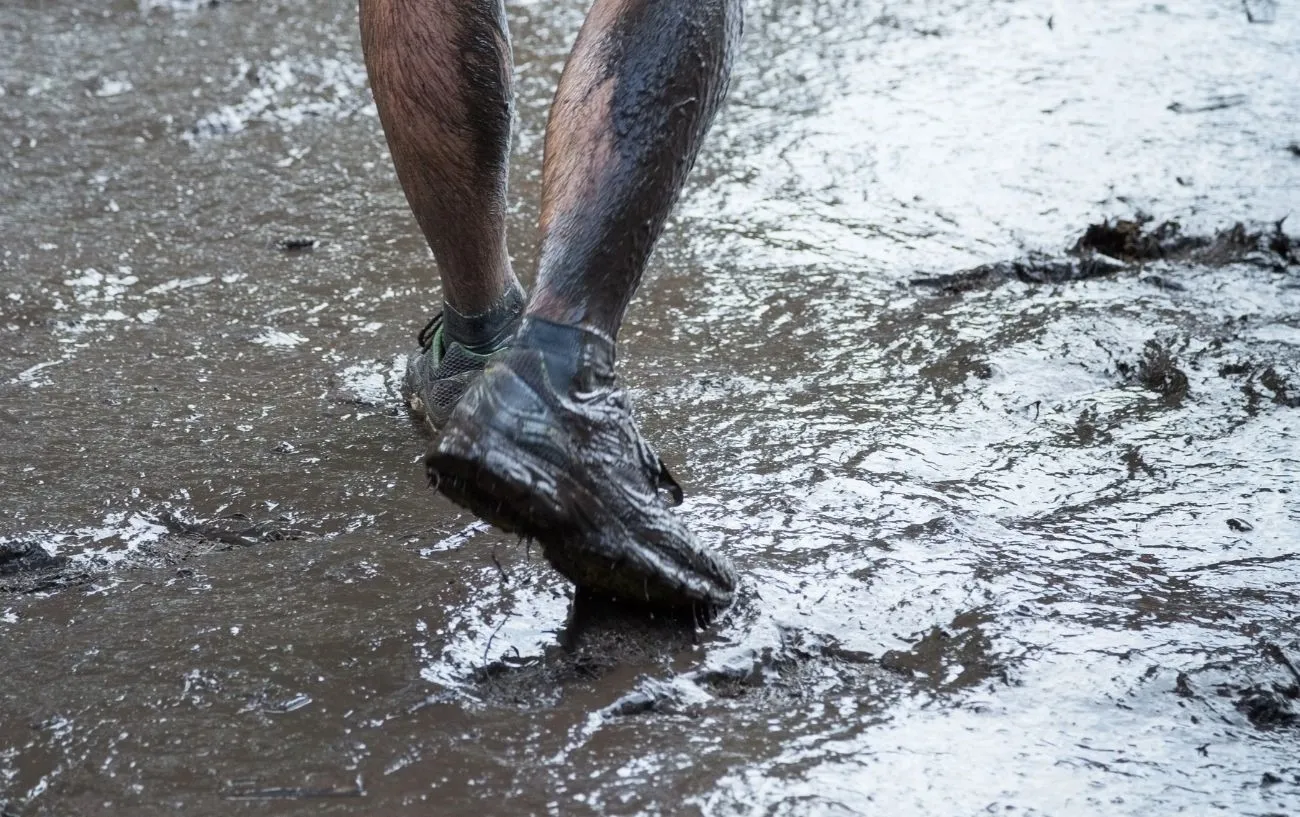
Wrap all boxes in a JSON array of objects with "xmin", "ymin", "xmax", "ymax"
[{"xmin": 2, "ymin": 0, "xmax": 1299, "ymax": 814}]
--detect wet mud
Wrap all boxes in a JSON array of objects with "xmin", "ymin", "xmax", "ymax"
[
  {"xmin": 3, "ymin": 0, "xmax": 1300, "ymax": 814},
  {"xmin": 911, "ymin": 216, "xmax": 1299, "ymax": 293}
]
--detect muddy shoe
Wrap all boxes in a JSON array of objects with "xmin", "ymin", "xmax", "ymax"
[
  {"xmin": 425, "ymin": 317, "xmax": 737, "ymax": 613},
  {"xmin": 402, "ymin": 284, "xmax": 525, "ymax": 434}
]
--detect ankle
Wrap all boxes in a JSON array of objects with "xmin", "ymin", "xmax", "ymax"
[
  {"xmin": 442, "ymin": 282, "xmax": 525, "ymax": 353},
  {"xmin": 524, "ymin": 290, "xmax": 625, "ymax": 343}
]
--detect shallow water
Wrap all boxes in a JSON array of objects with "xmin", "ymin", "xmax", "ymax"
[{"xmin": 2, "ymin": 0, "xmax": 1298, "ymax": 814}]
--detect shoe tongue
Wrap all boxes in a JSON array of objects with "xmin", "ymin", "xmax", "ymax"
[
  {"xmin": 442, "ymin": 283, "xmax": 525, "ymax": 353},
  {"xmin": 513, "ymin": 317, "xmax": 616, "ymax": 390}
]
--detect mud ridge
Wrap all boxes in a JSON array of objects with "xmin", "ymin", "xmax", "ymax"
[
  {"xmin": 912, "ymin": 217, "xmax": 1298, "ymax": 294},
  {"xmin": 0, "ymin": 541, "xmax": 80, "ymax": 594},
  {"xmin": 0, "ymin": 512, "xmax": 310, "ymax": 594},
  {"xmin": 1233, "ymin": 643, "xmax": 1300, "ymax": 730}
]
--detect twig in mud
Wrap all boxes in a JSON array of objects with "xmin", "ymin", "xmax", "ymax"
[
  {"xmin": 1264, "ymin": 642, "xmax": 1300, "ymax": 686},
  {"xmin": 155, "ymin": 511, "xmax": 306, "ymax": 547},
  {"xmin": 481, "ymin": 616, "xmax": 509, "ymax": 667},
  {"xmin": 490, "ymin": 548, "xmax": 510, "ymax": 583},
  {"xmin": 1168, "ymin": 95, "xmax": 1248, "ymax": 114}
]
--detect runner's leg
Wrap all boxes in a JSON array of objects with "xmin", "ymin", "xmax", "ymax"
[
  {"xmin": 527, "ymin": 0, "xmax": 741, "ymax": 338},
  {"xmin": 425, "ymin": 0, "xmax": 743, "ymax": 611},
  {"xmin": 360, "ymin": 0, "xmax": 521, "ymax": 323}
]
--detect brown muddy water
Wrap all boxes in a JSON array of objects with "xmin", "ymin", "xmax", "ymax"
[{"xmin": 2, "ymin": 0, "xmax": 1299, "ymax": 814}]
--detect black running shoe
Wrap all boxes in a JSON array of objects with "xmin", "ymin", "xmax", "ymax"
[
  {"xmin": 425, "ymin": 318, "xmax": 737, "ymax": 613},
  {"xmin": 402, "ymin": 285, "xmax": 524, "ymax": 434}
]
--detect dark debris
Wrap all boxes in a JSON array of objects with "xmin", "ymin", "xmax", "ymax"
[
  {"xmin": 1230, "ymin": 643, "xmax": 1300, "ymax": 730},
  {"xmin": 1134, "ymin": 340, "xmax": 1190, "ymax": 407},
  {"xmin": 155, "ymin": 511, "xmax": 308, "ymax": 547},
  {"xmin": 0, "ymin": 540, "xmax": 64, "ymax": 576},
  {"xmin": 913, "ymin": 217, "xmax": 1297, "ymax": 295},
  {"xmin": 276, "ymin": 237, "xmax": 320, "ymax": 253}
]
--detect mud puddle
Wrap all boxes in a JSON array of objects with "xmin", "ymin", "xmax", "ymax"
[{"xmin": 3, "ymin": 0, "xmax": 1300, "ymax": 814}]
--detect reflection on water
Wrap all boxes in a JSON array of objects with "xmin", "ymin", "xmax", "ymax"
[{"xmin": 1, "ymin": 0, "xmax": 1298, "ymax": 814}]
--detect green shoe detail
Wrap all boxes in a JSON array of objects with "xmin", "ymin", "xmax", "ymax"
[{"xmin": 402, "ymin": 287, "xmax": 524, "ymax": 434}]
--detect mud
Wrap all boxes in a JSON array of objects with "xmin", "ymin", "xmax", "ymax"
[
  {"xmin": 912, "ymin": 217, "xmax": 1298, "ymax": 293},
  {"xmin": 3, "ymin": 0, "xmax": 1300, "ymax": 814}
]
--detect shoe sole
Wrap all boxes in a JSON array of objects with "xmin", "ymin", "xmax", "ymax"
[{"xmin": 426, "ymin": 392, "xmax": 736, "ymax": 612}]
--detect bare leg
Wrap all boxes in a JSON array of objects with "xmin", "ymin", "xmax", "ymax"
[
  {"xmin": 360, "ymin": 0, "xmax": 520, "ymax": 319},
  {"xmin": 528, "ymin": 0, "xmax": 741, "ymax": 339}
]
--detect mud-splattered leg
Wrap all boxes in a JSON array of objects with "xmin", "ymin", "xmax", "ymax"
[
  {"xmin": 528, "ymin": 0, "xmax": 742, "ymax": 339},
  {"xmin": 359, "ymin": 0, "xmax": 520, "ymax": 317},
  {"xmin": 425, "ymin": 0, "xmax": 744, "ymax": 611}
]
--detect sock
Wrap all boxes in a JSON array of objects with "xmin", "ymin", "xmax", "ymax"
[{"xmin": 442, "ymin": 282, "xmax": 526, "ymax": 353}]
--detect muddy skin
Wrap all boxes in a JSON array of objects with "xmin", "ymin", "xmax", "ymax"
[
  {"xmin": 426, "ymin": 0, "xmax": 743, "ymax": 612},
  {"xmin": 529, "ymin": 0, "xmax": 742, "ymax": 338},
  {"xmin": 4, "ymin": 0, "xmax": 1300, "ymax": 814}
]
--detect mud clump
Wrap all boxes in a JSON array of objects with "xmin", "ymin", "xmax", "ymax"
[
  {"xmin": 276, "ymin": 237, "xmax": 320, "ymax": 253},
  {"xmin": 1258, "ymin": 366, "xmax": 1300, "ymax": 408},
  {"xmin": 1123, "ymin": 446, "xmax": 1157, "ymax": 479},
  {"xmin": 913, "ymin": 217, "xmax": 1298, "ymax": 294},
  {"xmin": 1071, "ymin": 217, "xmax": 1203, "ymax": 261},
  {"xmin": 1134, "ymin": 340, "xmax": 1190, "ymax": 406},
  {"xmin": 0, "ymin": 540, "xmax": 63, "ymax": 576},
  {"xmin": 0, "ymin": 540, "xmax": 75, "ymax": 594},
  {"xmin": 1227, "ymin": 643, "xmax": 1300, "ymax": 730},
  {"xmin": 1072, "ymin": 216, "xmax": 1295, "ymax": 267},
  {"xmin": 1113, "ymin": 339, "xmax": 1190, "ymax": 407},
  {"xmin": 1217, "ymin": 361, "xmax": 1300, "ymax": 411},
  {"xmin": 1236, "ymin": 685, "xmax": 1298, "ymax": 728}
]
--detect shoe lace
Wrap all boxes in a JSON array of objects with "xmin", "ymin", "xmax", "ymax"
[
  {"xmin": 416, "ymin": 312, "xmax": 443, "ymax": 353},
  {"xmin": 642, "ymin": 438, "xmax": 685, "ymax": 507},
  {"xmin": 606, "ymin": 389, "xmax": 685, "ymax": 507}
]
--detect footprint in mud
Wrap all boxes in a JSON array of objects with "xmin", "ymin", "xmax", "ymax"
[
  {"xmin": 420, "ymin": 566, "xmax": 1011, "ymax": 729},
  {"xmin": 470, "ymin": 592, "xmax": 709, "ymax": 707},
  {"xmin": 418, "ymin": 570, "xmax": 731, "ymax": 710}
]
